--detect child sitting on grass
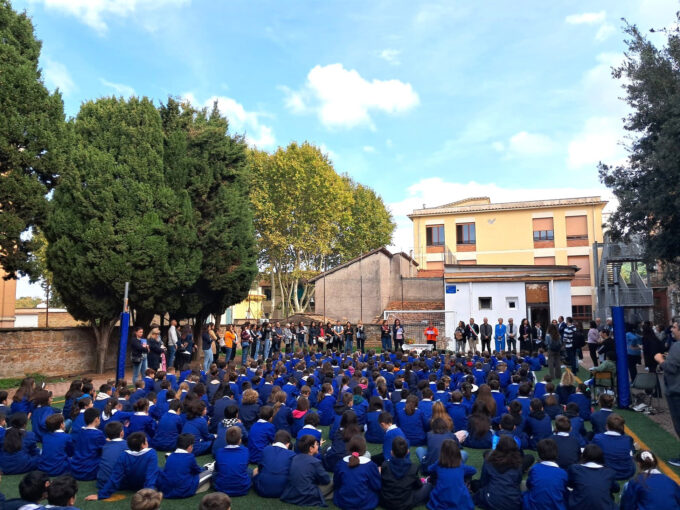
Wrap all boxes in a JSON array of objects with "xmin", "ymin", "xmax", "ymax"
[
  {"xmin": 46, "ymin": 475, "xmax": 79, "ymax": 510},
  {"xmin": 592, "ymin": 413, "xmax": 635, "ymax": 480},
  {"xmin": 620, "ymin": 450, "xmax": 680, "ymax": 509},
  {"xmin": 426, "ymin": 438, "xmax": 475, "ymax": 510},
  {"xmin": 522, "ymin": 438, "xmax": 567, "ymax": 510},
  {"xmin": 157, "ymin": 433, "xmax": 213, "ymax": 498},
  {"xmin": 280, "ymin": 434, "xmax": 332, "ymax": 506},
  {"xmin": 38, "ymin": 413, "xmax": 74, "ymax": 476}
]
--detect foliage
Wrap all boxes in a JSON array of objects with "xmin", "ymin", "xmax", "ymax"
[
  {"xmin": 15, "ymin": 296, "xmax": 42, "ymax": 309},
  {"xmin": 599, "ymin": 18, "xmax": 680, "ymax": 274},
  {"xmin": 250, "ymin": 143, "xmax": 394, "ymax": 315},
  {"xmin": 0, "ymin": 0, "xmax": 66, "ymax": 278},
  {"xmin": 159, "ymin": 98, "xmax": 258, "ymax": 328},
  {"xmin": 32, "ymin": 228, "xmax": 64, "ymax": 308},
  {"xmin": 46, "ymin": 97, "xmax": 200, "ymax": 372}
]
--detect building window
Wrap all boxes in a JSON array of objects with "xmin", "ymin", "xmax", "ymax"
[
  {"xmin": 533, "ymin": 230, "xmax": 554, "ymax": 241},
  {"xmin": 263, "ymin": 288, "xmax": 272, "ymax": 300},
  {"xmin": 532, "ymin": 217, "xmax": 554, "ymax": 244},
  {"xmin": 572, "ymin": 305, "xmax": 592, "ymax": 323},
  {"xmin": 479, "ymin": 297, "xmax": 492, "ymax": 309},
  {"xmin": 567, "ymin": 255, "xmax": 591, "ymax": 286},
  {"xmin": 566, "ymin": 215, "xmax": 588, "ymax": 240},
  {"xmin": 506, "ymin": 298, "xmax": 517, "ymax": 309},
  {"xmin": 426, "ymin": 225, "xmax": 445, "ymax": 246},
  {"xmin": 456, "ymin": 223, "xmax": 476, "ymax": 245}
]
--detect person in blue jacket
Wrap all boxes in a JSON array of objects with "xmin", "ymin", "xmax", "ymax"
[
  {"xmin": 96, "ymin": 422, "xmax": 128, "ymax": 490},
  {"xmin": 181, "ymin": 400, "xmax": 214, "ymax": 457},
  {"xmin": 0, "ymin": 413, "xmax": 40, "ymax": 475},
  {"xmin": 38, "ymin": 414, "xmax": 74, "ymax": 476},
  {"xmin": 157, "ymin": 433, "xmax": 213, "ymax": 499},
  {"xmin": 93, "ymin": 384, "xmax": 112, "ymax": 413},
  {"xmin": 248, "ymin": 406, "xmax": 276, "ymax": 463},
  {"xmin": 213, "ymin": 425, "xmax": 251, "ymax": 497},
  {"xmin": 446, "ymin": 391, "xmax": 469, "ymax": 432},
  {"xmin": 70, "ymin": 408, "xmax": 106, "ymax": 481},
  {"xmin": 566, "ymin": 383, "xmax": 592, "ymax": 421},
  {"xmin": 417, "ymin": 417, "xmax": 463, "ymax": 475},
  {"xmin": 127, "ymin": 398, "xmax": 157, "ymax": 441},
  {"xmin": 524, "ymin": 398, "xmax": 552, "ymax": 449},
  {"xmin": 30, "ymin": 389, "xmax": 57, "ymax": 442},
  {"xmin": 371, "ymin": 411, "xmax": 409, "ymax": 466},
  {"xmin": 590, "ymin": 393, "xmax": 614, "ymax": 437},
  {"xmin": 427, "ymin": 438, "xmax": 476, "ymax": 510},
  {"xmin": 566, "ymin": 444, "xmax": 619, "ymax": 510},
  {"xmin": 333, "ymin": 435, "xmax": 381, "ymax": 510},
  {"xmin": 129, "ymin": 381, "xmax": 147, "ymax": 407},
  {"xmin": 10, "ymin": 378, "xmax": 35, "ymax": 416},
  {"xmin": 85, "ymin": 432, "xmax": 159, "ymax": 501},
  {"xmin": 295, "ymin": 412, "xmax": 323, "ymax": 451},
  {"xmin": 522, "ymin": 438, "xmax": 568, "ymax": 510},
  {"xmin": 551, "ymin": 416, "xmax": 581, "ymax": 470},
  {"xmin": 365, "ymin": 397, "xmax": 386, "ymax": 443},
  {"xmin": 253, "ymin": 430, "xmax": 296, "ymax": 498},
  {"xmin": 397, "ymin": 395, "xmax": 428, "ymax": 446},
  {"xmin": 472, "ymin": 435, "xmax": 523, "ymax": 510},
  {"xmin": 591, "ymin": 413, "xmax": 635, "ymax": 480},
  {"xmin": 494, "ymin": 318, "xmax": 507, "ymax": 352},
  {"xmin": 150, "ymin": 400, "xmax": 183, "ymax": 451},
  {"xmin": 620, "ymin": 450, "xmax": 680, "ymax": 510},
  {"xmin": 280, "ymin": 434, "xmax": 332, "ymax": 506}
]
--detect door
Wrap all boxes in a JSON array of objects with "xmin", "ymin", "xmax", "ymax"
[{"xmin": 527, "ymin": 305, "xmax": 550, "ymax": 330}]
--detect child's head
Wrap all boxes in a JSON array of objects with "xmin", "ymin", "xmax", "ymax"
[
  {"xmin": 0, "ymin": 390, "xmax": 8, "ymax": 405},
  {"xmin": 635, "ymin": 450, "xmax": 658, "ymax": 471},
  {"xmin": 577, "ymin": 383, "xmax": 588, "ymax": 394},
  {"xmin": 378, "ymin": 411, "xmax": 393, "ymax": 428},
  {"xmin": 99, "ymin": 383, "xmax": 112, "ymax": 395},
  {"xmin": 518, "ymin": 383, "xmax": 531, "ymax": 397},
  {"xmin": 598, "ymin": 393, "xmax": 614, "ymax": 409},
  {"xmin": 297, "ymin": 434, "xmax": 319, "ymax": 455},
  {"xmin": 127, "ymin": 431, "xmax": 148, "ymax": 452},
  {"xmin": 536, "ymin": 438, "xmax": 558, "ymax": 462},
  {"xmin": 169, "ymin": 399, "xmax": 182, "ymax": 413},
  {"xmin": 226, "ymin": 426, "xmax": 242, "ymax": 446},
  {"xmin": 274, "ymin": 429, "xmax": 292, "ymax": 447},
  {"xmin": 565, "ymin": 402, "xmax": 580, "ymax": 416},
  {"xmin": 581, "ymin": 444, "xmax": 605, "ymax": 465},
  {"xmin": 47, "ymin": 475, "xmax": 78, "ymax": 507},
  {"xmin": 431, "ymin": 417, "xmax": 450, "ymax": 435},
  {"xmin": 130, "ymin": 488, "xmax": 163, "ymax": 510},
  {"xmin": 105, "ymin": 421, "xmax": 124, "ymax": 440},
  {"xmin": 500, "ymin": 414, "xmax": 515, "ymax": 432},
  {"xmin": 145, "ymin": 368, "xmax": 155, "ymax": 378},
  {"xmin": 606, "ymin": 413, "xmax": 625, "ymax": 434},
  {"xmin": 530, "ymin": 398, "xmax": 543, "ymax": 413},
  {"xmin": 390, "ymin": 436, "xmax": 409, "ymax": 460},
  {"xmin": 438, "ymin": 439, "xmax": 462, "ymax": 468},
  {"xmin": 134, "ymin": 398, "xmax": 150, "ymax": 413},
  {"xmin": 84, "ymin": 407, "xmax": 100, "ymax": 426},
  {"xmin": 347, "ymin": 435, "xmax": 367, "ymax": 468},
  {"xmin": 259, "ymin": 406, "xmax": 274, "ymax": 422},
  {"xmin": 199, "ymin": 492, "xmax": 231, "ymax": 510},
  {"xmin": 18, "ymin": 470, "xmax": 50, "ymax": 503},
  {"xmin": 45, "ymin": 413, "xmax": 65, "ymax": 432},
  {"xmin": 224, "ymin": 405, "xmax": 239, "ymax": 420},
  {"xmin": 304, "ymin": 411, "xmax": 320, "ymax": 427},
  {"xmin": 177, "ymin": 433, "xmax": 195, "ymax": 452},
  {"xmin": 555, "ymin": 415, "xmax": 572, "ymax": 433}
]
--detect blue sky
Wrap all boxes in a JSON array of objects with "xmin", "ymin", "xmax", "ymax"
[{"xmin": 14, "ymin": 0, "xmax": 679, "ymax": 297}]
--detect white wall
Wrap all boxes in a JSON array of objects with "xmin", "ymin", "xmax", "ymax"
[
  {"xmin": 551, "ymin": 280, "xmax": 573, "ymax": 319},
  {"xmin": 14, "ymin": 314, "xmax": 38, "ymax": 328}
]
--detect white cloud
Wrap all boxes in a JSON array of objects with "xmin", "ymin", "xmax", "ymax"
[
  {"xmin": 100, "ymin": 78, "xmax": 135, "ymax": 97},
  {"xmin": 319, "ymin": 143, "xmax": 338, "ymax": 163},
  {"xmin": 282, "ymin": 63, "xmax": 419, "ymax": 129},
  {"xmin": 185, "ymin": 93, "xmax": 276, "ymax": 149},
  {"xmin": 43, "ymin": 58, "xmax": 75, "ymax": 95},
  {"xmin": 378, "ymin": 49, "xmax": 401, "ymax": 66},
  {"xmin": 387, "ymin": 178, "xmax": 615, "ymax": 252},
  {"xmin": 491, "ymin": 141, "xmax": 505, "ymax": 152},
  {"xmin": 565, "ymin": 11, "xmax": 606, "ymax": 25},
  {"xmin": 507, "ymin": 131, "xmax": 557, "ymax": 157},
  {"xmin": 567, "ymin": 117, "xmax": 626, "ymax": 169},
  {"xmin": 29, "ymin": 0, "xmax": 189, "ymax": 33},
  {"xmin": 595, "ymin": 24, "xmax": 616, "ymax": 41},
  {"xmin": 363, "ymin": 145, "xmax": 376, "ymax": 153}
]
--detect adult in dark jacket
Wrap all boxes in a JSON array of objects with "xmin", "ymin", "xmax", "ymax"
[
  {"xmin": 130, "ymin": 326, "xmax": 149, "ymax": 384},
  {"xmin": 146, "ymin": 328, "xmax": 164, "ymax": 371},
  {"xmin": 392, "ymin": 319, "xmax": 405, "ymax": 352}
]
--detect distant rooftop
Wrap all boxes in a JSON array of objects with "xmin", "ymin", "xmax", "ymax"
[{"xmin": 409, "ymin": 196, "xmax": 607, "ymax": 219}]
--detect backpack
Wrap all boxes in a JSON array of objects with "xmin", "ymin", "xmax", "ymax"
[{"xmin": 547, "ymin": 333, "xmax": 562, "ymax": 352}]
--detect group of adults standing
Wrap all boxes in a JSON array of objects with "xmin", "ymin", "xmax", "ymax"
[{"xmin": 453, "ymin": 317, "xmax": 547, "ymax": 354}]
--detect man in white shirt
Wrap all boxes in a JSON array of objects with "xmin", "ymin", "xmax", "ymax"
[{"xmin": 167, "ymin": 319, "xmax": 178, "ymax": 369}]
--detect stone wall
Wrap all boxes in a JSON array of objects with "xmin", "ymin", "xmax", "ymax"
[{"xmin": 0, "ymin": 327, "xmax": 121, "ymax": 378}]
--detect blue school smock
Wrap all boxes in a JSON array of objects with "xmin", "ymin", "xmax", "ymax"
[
  {"xmin": 62, "ymin": 399, "xmax": 75, "ymax": 420},
  {"xmin": 533, "ymin": 382, "xmax": 547, "ymax": 401},
  {"xmin": 353, "ymin": 398, "xmax": 369, "ymax": 425},
  {"xmin": 96, "ymin": 439, "xmax": 127, "ymax": 489},
  {"xmin": 149, "ymin": 411, "xmax": 182, "ymax": 451},
  {"xmin": 247, "ymin": 420, "xmax": 275, "ymax": 463},
  {"xmin": 212, "ymin": 420, "xmax": 248, "ymax": 456},
  {"xmin": 239, "ymin": 403, "xmax": 260, "ymax": 430},
  {"xmin": 157, "ymin": 449, "xmax": 204, "ymax": 498},
  {"xmin": 143, "ymin": 376, "xmax": 155, "ymax": 394},
  {"xmin": 253, "ymin": 443, "xmax": 296, "ymax": 498},
  {"xmin": 567, "ymin": 393, "xmax": 592, "ymax": 420},
  {"xmin": 98, "ymin": 448, "xmax": 160, "ymax": 500},
  {"xmin": 148, "ymin": 404, "xmax": 162, "ymax": 422},
  {"xmin": 427, "ymin": 462, "xmax": 476, "ymax": 510},
  {"xmin": 292, "ymin": 410, "xmax": 311, "ymax": 437},
  {"xmin": 99, "ymin": 409, "xmax": 132, "ymax": 431},
  {"xmin": 280, "ymin": 453, "xmax": 331, "ymax": 507},
  {"xmin": 296, "ymin": 426, "xmax": 323, "ymax": 452},
  {"xmin": 590, "ymin": 409, "xmax": 612, "ymax": 435},
  {"xmin": 365, "ymin": 411, "xmax": 385, "ymax": 443},
  {"xmin": 522, "ymin": 461, "xmax": 568, "ymax": 510},
  {"xmin": 333, "ymin": 456, "xmax": 381, "ymax": 510},
  {"xmin": 472, "ymin": 461, "xmax": 523, "ymax": 510},
  {"xmin": 182, "ymin": 417, "xmax": 214, "ymax": 457},
  {"xmin": 620, "ymin": 470, "xmax": 680, "ymax": 510},
  {"xmin": 10, "ymin": 397, "xmax": 32, "ymax": 415},
  {"xmin": 0, "ymin": 431, "xmax": 40, "ymax": 475},
  {"xmin": 70, "ymin": 427, "xmax": 106, "ymax": 480},
  {"xmin": 322, "ymin": 429, "xmax": 347, "ymax": 472},
  {"xmin": 129, "ymin": 389, "xmax": 146, "ymax": 406},
  {"xmin": 490, "ymin": 392, "xmax": 506, "ymax": 419},
  {"xmin": 592, "ymin": 432, "xmax": 635, "ymax": 480},
  {"xmin": 397, "ymin": 407, "xmax": 427, "ymax": 446},
  {"xmin": 568, "ymin": 415, "xmax": 588, "ymax": 445},
  {"xmin": 271, "ymin": 405, "xmax": 293, "ymax": 434},
  {"xmin": 446, "ymin": 403, "xmax": 468, "ymax": 432},
  {"xmin": 383, "ymin": 425, "xmax": 408, "ymax": 462},
  {"xmin": 512, "ymin": 396, "xmax": 532, "ymax": 417},
  {"xmin": 551, "ymin": 433, "xmax": 581, "ymax": 470},
  {"xmin": 127, "ymin": 413, "xmax": 157, "ymax": 440},
  {"xmin": 38, "ymin": 431, "xmax": 74, "ymax": 475},
  {"xmin": 213, "ymin": 445, "xmax": 251, "ymax": 496},
  {"xmin": 463, "ymin": 429, "xmax": 493, "ymax": 450},
  {"xmin": 506, "ymin": 383, "xmax": 520, "ymax": 402},
  {"xmin": 93, "ymin": 396, "xmax": 110, "ymax": 413},
  {"xmin": 31, "ymin": 406, "xmax": 57, "ymax": 442},
  {"xmin": 166, "ymin": 374, "xmax": 178, "ymax": 391},
  {"xmin": 567, "ymin": 463, "xmax": 619, "ymax": 510},
  {"xmin": 70, "ymin": 411, "xmax": 87, "ymax": 436},
  {"xmin": 525, "ymin": 411, "xmax": 552, "ymax": 449},
  {"xmin": 211, "ymin": 397, "xmax": 238, "ymax": 431}
]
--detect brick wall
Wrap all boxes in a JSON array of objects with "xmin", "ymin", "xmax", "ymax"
[{"xmin": 0, "ymin": 327, "xmax": 121, "ymax": 378}]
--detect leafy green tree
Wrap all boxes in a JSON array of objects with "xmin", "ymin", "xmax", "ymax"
[
  {"xmin": 32, "ymin": 228, "xmax": 64, "ymax": 309},
  {"xmin": 15, "ymin": 296, "xmax": 42, "ymax": 308},
  {"xmin": 599, "ymin": 19, "xmax": 680, "ymax": 273},
  {"xmin": 159, "ymin": 99, "xmax": 257, "ymax": 328},
  {"xmin": 0, "ymin": 0, "xmax": 66, "ymax": 278},
  {"xmin": 46, "ymin": 97, "xmax": 200, "ymax": 373}
]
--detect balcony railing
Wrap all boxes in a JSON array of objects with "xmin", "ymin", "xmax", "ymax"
[{"xmin": 602, "ymin": 287, "xmax": 653, "ymax": 307}]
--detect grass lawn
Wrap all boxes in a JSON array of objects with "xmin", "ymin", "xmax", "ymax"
[{"xmin": 1, "ymin": 366, "xmax": 678, "ymax": 509}]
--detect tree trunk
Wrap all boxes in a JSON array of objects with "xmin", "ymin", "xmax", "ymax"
[
  {"xmin": 270, "ymin": 271, "xmax": 276, "ymax": 319},
  {"xmin": 92, "ymin": 318, "xmax": 116, "ymax": 374}
]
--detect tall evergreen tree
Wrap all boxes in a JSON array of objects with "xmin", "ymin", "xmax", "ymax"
[
  {"xmin": 47, "ymin": 97, "xmax": 200, "ymax": 372},
  {"xmin": 0, "ymin": 0, "xmax": 66, "ymax": 278}
]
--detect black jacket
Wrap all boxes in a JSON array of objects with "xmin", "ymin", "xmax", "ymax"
[
  {"xmin": 147, "ymin": 337, "xmax": 163, "ymax": 370},
  {"xmin": 380, "ymin": 457, "xmax": 423, "ymax": 510}
]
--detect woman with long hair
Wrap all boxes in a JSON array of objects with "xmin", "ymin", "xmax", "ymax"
[{"xmin": 546, "ymin": 323, "xmax": 562, "ymax": 379}]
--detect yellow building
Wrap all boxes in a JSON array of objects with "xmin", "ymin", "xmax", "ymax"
[{"xmin": 409, "ymin": 196, "xmax": 607, "ymax": 322}]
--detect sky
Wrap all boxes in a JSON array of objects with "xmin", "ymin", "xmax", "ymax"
[{"xmin": 13, "ymin": 0, "xmax": 679, "ymax": 297}]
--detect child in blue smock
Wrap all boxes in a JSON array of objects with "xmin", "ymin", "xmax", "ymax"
[
  {"xmin": 590, "ymin": 393, "xmax": 614, "ymax": 436},
  {"xmin": 333, "ymin": 435, "xmax": 381, "ymax": 510},
  {"xmin": 296, "ymin": 412, "xmax": 323, "ymax": 452},
  {"xmin": 157, "ymin": 433, "xmax": 213, "ymax": 498},
  {"xmin": 525, "ymin": 398, "xmax": 552, "ymax": 449},
  {"xmin": 280, "ymin": 434, "xmax": 332, "ymax": 506},
  {"xmin": 592, "ymin": 413, "xmax": 635, "ymax": 480},
  {"xmin": 472, "ymin": 435, "xmax": 523, "ymax": 510},
  {"xmin": 181, "ymin": 400, "xmax": 214, "ymax": 457},
  {"xmin": 30, "ymin": 389, "xmax": 57, "ymax": 442},
  {"xmin": 213, "ymin": 425, "xmax": 251, "ymax": 497},
  {"xmin": 620, "ymin": 450, "xmax": 680, "ymax": 510},
  {"xmin": 96, "ymin": 421, "xmax": 128, "ymax": 490},
  {"xmin": 45, "ymin": 475, "xmax": 79, "ymax": 510},
  {"xmin": 567, "ymin": 444, "xmax": 619, "ymax": 510},
  {"xmin": 0, "ymin": 413, "xmax": 40, "ymax": 475},
  {"xmin": 248, "ymin": 405, "xmax": 276, "ymax": 463},
  {"xmin": 38, "ymin": 413, "xmax": 74, "ymax": 476},
  {"xmin": 427, "ymin": 438, "xmax": 476, "ymax": 510},
  {"xmin": 127, "ymin": 398, "xmax": 157, "ymax": 441},
  {"xmin": 85, "ymin": 431, "xmax": 159, "ymax": 501},
  {"xmin": 522, "ymin": 438, "xmax": 568, "ymax": 510},
  {"xmin": 253, "ymin": 430, "xmax": 296, "ymax": 498},
  {"xmin": 151, "ymin": 399, "xmax": 183, "ymax": 451},
  {"xmin": 397, "ymin": 395, "xmax": 428, "ymax": 446},
  {"xmin": 70, "ymin": 407, "xmax": 106, "ymax": 481},
  {"xmin": 365, "ymin": 397, "xmax": 386, "ymax": 443}
]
